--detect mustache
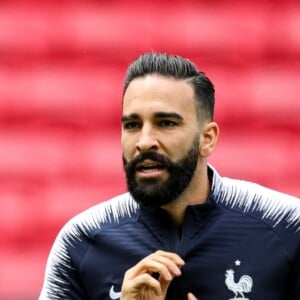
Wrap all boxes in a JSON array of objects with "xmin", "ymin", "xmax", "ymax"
[{"xmin": 123, "ymin": 152, "xmax": 172, "ymax": 170}]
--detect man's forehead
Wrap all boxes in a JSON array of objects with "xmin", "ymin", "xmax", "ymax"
[
  {"xmin": 122, "ymin": 74, "xmax": 197, "ymax": 120},
  {"xmin": 124, "ymin": 76, "xmax": 194, "ymax": 105}
]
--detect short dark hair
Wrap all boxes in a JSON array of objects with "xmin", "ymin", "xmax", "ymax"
[{"xmin": 123, "ymin": 52, "xmax": 215, "ymax": 121}]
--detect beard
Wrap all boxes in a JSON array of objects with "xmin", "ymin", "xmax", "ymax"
[{"xmin": 123, "ymin": 137, "xmax": 200, "ymax": 208}]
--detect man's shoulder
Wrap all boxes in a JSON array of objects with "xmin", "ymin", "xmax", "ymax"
[
  {"xmin": 58, "ymin": 193, "xmax": 140, "ymax": 244},
  {"xmin": 74, "ymin": 192, "xmax": 139, "ymax": 223},
  {"xmin": 212, "ymin": 168, "xmax": 300, "ymax": 232}
]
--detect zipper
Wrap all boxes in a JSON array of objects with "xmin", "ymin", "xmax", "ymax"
[
  {"xmin": 166, "ymin": 222, "xmax": 187, "ymax": 300},
  {"xmin": 168, "ymin": 210, "xmax": 190, "ymax": 255}
]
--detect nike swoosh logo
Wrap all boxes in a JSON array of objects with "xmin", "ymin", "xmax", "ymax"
[{"xmin": 109, "ymin": 285, "xmax": 121, "ymax": 300}]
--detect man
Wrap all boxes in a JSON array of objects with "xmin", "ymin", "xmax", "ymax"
[{"xmin": 40, "ymin": 53, "xmax": 300, "ymax": 299}]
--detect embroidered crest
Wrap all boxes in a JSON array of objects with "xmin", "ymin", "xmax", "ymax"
[{"xmin": 225, "ymin": 268, "xmax": 253, "ymax": 299}]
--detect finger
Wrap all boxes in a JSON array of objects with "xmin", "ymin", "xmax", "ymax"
[
  {"xmin": 125, "ymin": 258, "xmax": 176, "ymax": 282},
  {"xmin": 125, "ymin": 251, "xmax": 184, "ymax": 281},
  {"xmin": 122, "ymin": 273, "xmax": 163, "ymax": 296},
  {"xmin": 187, "ymin": 292, "xmax": 198, "ymax": 300},
  {"xmin": 148, "ymin": 253, "xmax": 184, "ymax": 278},
  {"xmin": 154, "ymin": 250, "xmax": 185, "ymax": 267}
]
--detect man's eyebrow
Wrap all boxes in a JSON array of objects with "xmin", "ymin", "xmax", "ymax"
[
  {"xmin": 153, "ymin": 112, "xmax": 183, "ymax": 121},
  {"xmin": 121, "ymin": 113, "xmax": 140, "ymax": 123},
  {"xmin": 121, "ymin": 112, "xmax": 184, "ymax": 123}
]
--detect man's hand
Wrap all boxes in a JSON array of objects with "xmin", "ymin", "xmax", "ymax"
[
  {"xmin": 120, "ymin": 250, "xmax": 185, "ymax": 300},
  {"xmin": 187, "ymin": 292, "xmax": 198, "ymax": 300}
]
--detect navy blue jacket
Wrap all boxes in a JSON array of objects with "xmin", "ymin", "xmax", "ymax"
[{"xmin": 40, "ymin": 166, "xmax": 300, "ymax": 299}]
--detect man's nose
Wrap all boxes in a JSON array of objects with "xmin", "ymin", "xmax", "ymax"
[{"xmin": 136, "ymin": 126, "xmax": 159, "ymax": 153}]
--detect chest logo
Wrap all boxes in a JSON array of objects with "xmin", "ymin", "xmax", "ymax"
[
  {"xmin": 109, "ymin": 285, "xmax": 121, "ymax": 300},
  {"xmin": 225, "ymin": 269, "xmax": 253, "ymax": 299}
]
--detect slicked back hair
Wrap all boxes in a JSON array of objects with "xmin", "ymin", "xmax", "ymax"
[{"xmin": 123, "ymin": 52, "xmax": 215, "ymax": 121}]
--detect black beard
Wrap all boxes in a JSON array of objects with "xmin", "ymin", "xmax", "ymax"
[{"xmin": 123, "ymin": 138, "xmax": 199, "ymax": 208}]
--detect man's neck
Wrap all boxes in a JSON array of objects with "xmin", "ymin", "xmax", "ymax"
[{"xmin": 161, "ymin": 165, "xmax": 211, "ymax": 226}]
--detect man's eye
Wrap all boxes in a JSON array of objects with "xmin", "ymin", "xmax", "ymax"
[
  {"xmin": 123, "ymin": 122, "xmax": 140, "ymax": 130},
  {"xmin": 159, "ymin": 120, "xmax": 177, "ymax": 127}
]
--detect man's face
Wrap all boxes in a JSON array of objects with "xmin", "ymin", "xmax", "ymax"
[{"xmin": 122, "ymin": 74, "xmax": 201, "ymax": 207}]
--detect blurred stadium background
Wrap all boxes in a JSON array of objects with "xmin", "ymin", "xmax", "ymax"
[{"xmin": 0, "ymin": 0, "xmax": 299, "ymax": 298}]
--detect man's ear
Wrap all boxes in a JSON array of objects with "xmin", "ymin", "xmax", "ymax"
[{"xmin": 199, "ymin": 122, "xmax": 219, "ymax": 157}]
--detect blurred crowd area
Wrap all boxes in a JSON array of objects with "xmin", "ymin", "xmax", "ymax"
[{"xmin": 0, "ymin": 0, "xmax": 299, "ymax": 298}]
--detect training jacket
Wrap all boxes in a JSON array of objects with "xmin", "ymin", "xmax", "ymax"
[{"xmin": 40, "ymin": 166, "xmax": 300, "ymax": 300}]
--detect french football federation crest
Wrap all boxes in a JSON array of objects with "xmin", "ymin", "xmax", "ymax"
[{"xmin": 225, "ymin": 268, "xmax": 253, "ymax": 299}]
